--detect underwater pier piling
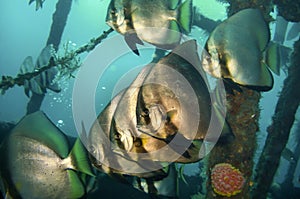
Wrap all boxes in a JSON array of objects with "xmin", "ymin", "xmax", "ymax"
[
  {"xmin": 26, "ymin": 0, "xmax": 73, "ymax": 114},
  {"xmin": 46, "ymin": 0, "xmax": 73, "ymax": 51},
  {"xmin": 252, "ymin": 38, "xmax": 300, "ymax": 199},
  {"xmin": 221, "ymin": 0, "xmax": 273, "ymax": 19},
  {"xmin": 279, "ymin": 120, "xmax": 300, "ymax": 197},
  {"xmin": 205, "ymin": 1, "xmax": 273, "ymax": 198},
  {"xmin": 252, "ymin": 0, "xmax": 300, "ymax": 197},
  {"xmin": 274, "ymin": 0, "xmax": 300, "ymax": 22},
  {"xmin": 206, "ymin": 89, "xmax": 261, "ymax": 198}
]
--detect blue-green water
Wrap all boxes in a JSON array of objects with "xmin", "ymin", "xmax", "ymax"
[{"xmin": 1, "ymin": 0, "xmax": 300, "ymax": 198}]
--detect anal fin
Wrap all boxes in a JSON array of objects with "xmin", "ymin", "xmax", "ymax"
[{"xmin": 124, "ymin": 32, "xmax": 144, "ymax": 56}]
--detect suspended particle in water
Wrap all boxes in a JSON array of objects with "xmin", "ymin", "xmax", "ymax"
[{"xmin": 56, "ymin": 119, "xmax": 64, "ymax": 127}]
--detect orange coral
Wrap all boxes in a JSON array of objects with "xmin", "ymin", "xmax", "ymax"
[{"xmin": 211, "ymin": 163, "xmax": 245, "ymax": 197}]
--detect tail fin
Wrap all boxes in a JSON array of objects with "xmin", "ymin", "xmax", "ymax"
[
  {"xmin": 69, "ymin": 138, "xmax": 95, "ymax": 177},
  {"xmin": 265, "ymin": 42, "xmax": 280, "ymax": 75},
  {"xmin": 177, "ymin": 0, "xmax": 193, "ymax": 33},
  {"xmin": 124, "ymin": 32, "xmax": 144, "ymax": 56}
]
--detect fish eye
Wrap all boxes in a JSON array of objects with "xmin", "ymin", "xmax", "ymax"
[
  {"xmin": 134, "ymin": 138, "xmax": 142, "ymax": 147},
  {"xmin": 110, "ymin": 9, "xmax": 116, "ymax": 15},
  {"xmin": 142, "ymin": 108, "xmax": 149, "ymax": 116},
  {"xmin": 89, "ymin": 145, "xmax": 96, "ymax": 154},
  {"xmin": 114, "ymin": 133, "xmax": 120, "ymax": 139}
]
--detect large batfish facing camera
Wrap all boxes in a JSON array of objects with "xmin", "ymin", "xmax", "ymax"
[
  {"xmin": 88, "ymin": 40, "xmax": 233, "ymax": 182},
  {"xmin": 202, "ymin": 8, "xmax": 280, "ymax": 91},
  {"xmin": 0, "ymin": 111, "xmax": 95, "ymax": 199},
  {"xmin": 89, "ymin": 76, "xmax": 168, "ymax": 181},
  {"xmin": 106, "ymin": 0, "xmax": 193, "ymax": 55}
]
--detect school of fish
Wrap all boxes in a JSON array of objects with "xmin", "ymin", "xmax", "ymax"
[{"xmin": 0, "ymin": 0, "xmax": 285, "ymax": 198}]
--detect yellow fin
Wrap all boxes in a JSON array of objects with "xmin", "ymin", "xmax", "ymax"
[{"xmin": 167, "ymin": 110, "xmax": 177, "ymax": 122}]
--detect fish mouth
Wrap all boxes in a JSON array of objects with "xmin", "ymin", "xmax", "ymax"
[
  {"xmin": 88, "ymin": 144, "xmax": 106, "ymax": 171},
  {"xmin": 89, "ymin": 153, "xmax": 102, "ymax": 170},
  {"xmin": 106, "ymin": 20, "xmax": 116, "ymax": 30}
]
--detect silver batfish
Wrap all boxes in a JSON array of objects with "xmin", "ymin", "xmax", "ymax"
[
  {"xmin": 89, "ymin": 40, "xmax": 233, "ymax": 181},
  {"xmin": 202, "ymin": 8, "xmax": 280, "ymax": 91},
  {"xmin": 106, "ymin": 0, "xmax": 193, "ymax": 55},
  {"xmin": 0, "ymin": 111, "xmax": 95, "ymax": 199}
]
